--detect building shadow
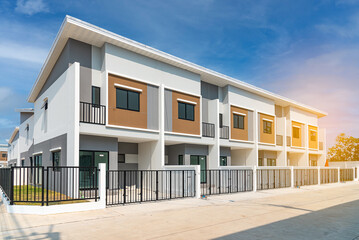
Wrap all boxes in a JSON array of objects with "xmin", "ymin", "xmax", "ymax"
[{"xmin": 215, "ymin": 199, "xmax": 359, "ymax": 240}]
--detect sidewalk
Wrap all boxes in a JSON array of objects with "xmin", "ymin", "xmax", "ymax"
[{"xmin": 1, "ymin": 182, "xmax": 359, "ymax": 239}]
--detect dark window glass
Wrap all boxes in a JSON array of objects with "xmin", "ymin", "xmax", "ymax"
[
  {"xmin": 34, "ymin": 155, "xmax": 42, "ymax": 166},
  {"xmin": 263, "ymin": 120, "xmax": 272, "ymax": 134},
  {"xmin": 52, "ymin": 151, "xmax": 60, "ymax": 169},
  {"xmin": 267, "ymin": 158, "xmax": 276, "ymax": 166},
  {"xmin": 258, "ymin": 158, "xmax": 264, "ymax": 166},
  {"xmin": 220, "ymin": 156, "xmax": 227, "ymax": 166},
  {"xmin": 293, "ymin": 127, "xmax": 300, "ymax": 138},
  {"xmin": 178, "ymin": 155, "xmax": 183, "ymax": 165},
  {"xmin": 178, "ymin": 102, "xmax": 195, "ymax": 121},
  {"xmin": 310, "ymin": 160, "xmax": 317, "ymax": 166},
  {"xmin": 310, "ymin": 131, "xmax": 317, "ymax": 141},
  {"xmin": 21, "ymin": 160, "xmax": 25, "ymax": 166},
  {"xmin": 2, "ymin": 154, "xmax": 6, "ymax": 158},
  {"xmin": 92, "ymin": 86, "xmax": 100, "ymax": 106},
  {"xmin": 219, "ymin": 114, "xmax": 223, "ymax": 128},
  {"xmin": 116, "ymin": 88, "xmax": 139, "ymax": 111},
  {"xmin": 233, "ymin": 114, "xmax": 244, "ymax": 129},
  {"xmin": 118, "ymin": 154, "xmax": 125, "ymax": 164}
]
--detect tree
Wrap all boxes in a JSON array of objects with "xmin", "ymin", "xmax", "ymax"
[{"xmin": 327, "ymin": 133, "xmax": 359, "ymax": 162}]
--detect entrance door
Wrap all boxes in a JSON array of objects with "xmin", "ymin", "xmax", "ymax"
[
  {"xmin": 190, "ymin": 155, "xmax": 207, "ymax": 183},
  {"xmin": 79, "ymin": 151, "xmax": 109, "ymax": 189},
  {"xmin": 220, "ymin": 156, "xmax": 227, "ymax": 166}
]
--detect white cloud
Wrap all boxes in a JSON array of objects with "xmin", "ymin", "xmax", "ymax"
[
  {"xmin": 0, "ymin": 41, "xmax": 48, "ymax": 64},
  {"xmin": 15, "ymin": 0, "xmax": 49, "ymax": 15}
]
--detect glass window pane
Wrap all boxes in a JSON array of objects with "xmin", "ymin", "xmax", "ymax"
[
  {"xmin": 128, "ymin": 91, "xmax": 139, "ymax": 111},
  {"xmin": 293, "ymin": 127, "xmax": 300, "ymax": 138},
  {"xmin": 92, "ymin": 87, "xmax": 100, "ymax": 106},
  {"xmin": 186, "ymin": 104, "xmax": 194, "ymax": 121},
  {"xmin": 116, "ymin": 89, "xmax": 127, "ymax": 109},
  {"xmin": 178, "ymin": 155, "xmax": 183, "ymax": 165},
  {"xmin": 238, "ymin": 115, "xmax": 244, "ymax": 129},
  {"xmin": 233, "ymin": 115, "xmax": 238, "ymax": 128},
  {"xmin": 178, "ymin": 102, "xmax": 186, "ymax": 119}
]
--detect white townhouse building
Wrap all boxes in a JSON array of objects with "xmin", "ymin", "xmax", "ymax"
[{"xmin": 8, "ymin": 16, "xmax": 327, "ymax": 173}]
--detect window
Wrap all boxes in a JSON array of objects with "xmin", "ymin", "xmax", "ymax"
[
  {"xmin": 178, "ymin": 102, "xmax": 195, "ymax": 121},
  {"xmin": 21, "ymin": 160, "xmax": 25, "ymax": 166},
  {"xmin": 178, "ymin": 155, "xmax": 184, "ymax": 165},
  {"xmin": 52, "ymin": 151, "xmax": 60, "ymax": 168},
  {"xmin": 263, "ymin": 120, "xmax": 272, "ymax": 134},
  {"xmin": 118, "ymin": 154, "xmax": 125, "ymax": 164},
  {"xmin": 1, "ymin": 153, "xmax": 6, "ymax": 158},
  {"xmin": 310, "ymin": 160, "xmax": 317, "ymax": 166},
  {"xmin": 258, "ymin": 158, "xmax": 264, "ymax": 166},
  {"xmin": 220, "ymin": 156, "xmax": 227, "ymax": 166},
  {"xmin": 34, "ymin": 155, "xmax": 42, "ymax": 166},
  {"xmin": 310, "ymin": 130, "xmax": 317, "ymax": 141},
  {"xmin": 219, "ymin": 114, "xmax": 223, "ymax": 128},
  {"xmin": 267, "ymin": 158, "xmax": 276, "ymax": 166},
  {"xmin": 116, "ymin": 88, "xmax": 140, "ymax": 111},
  {"xmin": 233, "ymin": 114, "xmax": 244, "ymax": 129},
  {"xmin": 92, "ymin": 86, "xmax": 100, "ymax": 106},
  {"xmin": 293, "ymin": 127, "xmax": 300, "ymax": 138}
]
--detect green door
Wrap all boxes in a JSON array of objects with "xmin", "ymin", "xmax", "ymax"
[
  {"xmin": 79, "ymin": 151, "xmax": 109, "ymax": 189},
  {"xmin": 190, "ymin": 155, "xmax": 207, "ymax": 183},
  {"xmin": 220, "ymin": 156, "xmax": 227, "ymax": 166}
]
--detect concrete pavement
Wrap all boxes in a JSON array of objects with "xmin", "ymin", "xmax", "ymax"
[{"xmin": 1, "ymin": 182, "xmax": 359, "ymax": 239}]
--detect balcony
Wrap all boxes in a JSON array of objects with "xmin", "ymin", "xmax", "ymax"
[
  {"xmin": 80, "ymin": 102, "xmax": 106, "ymax": 125},
  {"xmin": 220, "ymin": 126, "xmax": 229, "ymax": 139},
  {"xmin": 202, "ymin": 122, "xmax": 215, "ymax": 138}
]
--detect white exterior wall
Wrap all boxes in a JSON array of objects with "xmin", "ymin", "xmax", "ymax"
[
  {"xmin": 8, "ymin": 137, "xmax": 19, "ymax": 165},
  {"xmin": 32, "ymin": 63, "xmax": 80, "ymax": 166},
  {"xmin": 19, "ymin": 115, "xmax": 34, "ymax": 157},
  {"xmin": 290, "ymin": 107, "xmax": 318, "ymax": 126}
]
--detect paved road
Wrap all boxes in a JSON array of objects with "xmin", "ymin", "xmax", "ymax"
[{"xmin": 1, "ymin": 182, "xmax": 359, "ymax": 239}]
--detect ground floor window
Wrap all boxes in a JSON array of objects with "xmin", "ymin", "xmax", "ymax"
[
  {"xmin": 21, "ymin": 160, "xmax": 25, "ymax": 166},
  {"xmin": 52, "ymin": 151, "xmax": 61, "ymax": 169},
  {"xmin": 190, "ymin": 155, "xmax": 206, "ymax": 183},
  {"xmin": 178, "ymin": 155, "xmax": 184, "ymax": 165},
  {"xmin": 220, "ymin": 156, "xmax": 227, "ymax": 166},
  {"xmin": 258, "ymin": 158, "xmax": 264, "ymax": 166},
  {"xmin": 310, "ymin": 160, "xmax": 317, "ymax": 166},
  {"xmin": 34, "ymin": 154, "xmax": 42, "ymax": 166},
  {"xmin": 267, "ymin": 158, "xmax": 276, "ymax": 166}
]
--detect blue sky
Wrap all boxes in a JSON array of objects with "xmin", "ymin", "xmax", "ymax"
[{"xmin": 0, "ymin": 0, "xmax": 359, "ymax": 147}]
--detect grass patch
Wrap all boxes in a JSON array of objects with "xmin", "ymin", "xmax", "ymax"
[{"xmin": 12, "ymin": 185, "xmax": 90, "ymax": 206}]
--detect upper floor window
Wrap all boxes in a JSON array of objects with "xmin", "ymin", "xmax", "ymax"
[
  {"xmin": 116, "ymin": 88, "xmax": 140, "ymax": 111},
  {"xmin": 92, "ymin": 86, "xmax": 100, "ymax": 106},
  {"xmin": 178, "ymin": 102, "xmax": 194, "ymax": 121},
  {"xmin": 233, "ymin": 114, "xmax": 244, "ymax": 129},
  {"xmin": 263, "ymin": 120, "xmax": 272, "ymax": 134},
  {"xmin": 310, "ymin": 130, "xmax": 317, "ymax": 141},
  {"xmin": 293, "ymin": 127, "xmax": 300, "ymax": 138},
  {"xmin": 1, "ymin": 154, "xmax": 6, "ymax": 158}
]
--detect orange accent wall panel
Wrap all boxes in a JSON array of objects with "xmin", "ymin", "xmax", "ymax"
[
  {"xmin": 259, "ymin": 113, "xmax": 275, "ymax": 144},
  {"xmin": 292, "ymin": 121, "xmax": 303, "ymax": 147},
  {"xmin": 308, "ymin": 125, "xmax": 318, "ymax": 149},
  {"xmin": 108, "ymin": 74, "xmax": 147, "ymax": 129},
  {"xmin": 172, "ymin": 91, "xmax": 200, "ymax": 135},
  {"xmin": 230, "ymin": 106, "xmax": 248, "ymax": 141}
]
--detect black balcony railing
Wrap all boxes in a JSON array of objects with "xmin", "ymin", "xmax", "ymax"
[
  {"xmin": 80, "ymin": 102, "xmax": 106, "ymax": 125},
  {"xmin": 220, "ymin": 126, "xmax": 229, "ymax": 139},
  {"xmin": 202, "ymin": 122, "xmax": 215, "ymax": 138}
]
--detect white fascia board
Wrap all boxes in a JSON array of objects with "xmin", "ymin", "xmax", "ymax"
[
  {"xmin": 27, "ymin": 15, "xmax": 328, "ymax": 117},
  {"xmin": 177, "ymin": 98, "xmax": 197, "ymax": 105},
  {"xmin": 233, "ymin": 111, "xmax": 246, "ymax": 116},
  {"xmin": 114, "ymin": 83, "xmax": 142, "ymax": 93},
  {"xmin": 15, "ymin": 108, "xmax": 34, "ymax": 113},
  {"xmin": 262, "ymin": 118, "xmax": 274, "ymax": 122}
]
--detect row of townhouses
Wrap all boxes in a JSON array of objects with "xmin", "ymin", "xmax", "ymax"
[{"xmin": 7, "ymin": 16, "xmax": 327, "ymax": 173}]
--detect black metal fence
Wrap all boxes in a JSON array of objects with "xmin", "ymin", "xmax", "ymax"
[
  {"xmin": 106, "ymin": 170, "xmax": 195, "ymax": 205},
  {"xmin": 220, "ymin": 126, "xmax": 229, "ymax": 139},
  {"xmin": 294, "ymin": 169, "xmax": 318, "ymax": 186},
  {"xmin": 200, "ymin": 169, "xmax": 253, "ymax": 195},
  {"xmin": 80, "ymin": 101, "xmax": 106, "ymax": 125},
  {"xmin": 0, "ymin": 166, "xmax": 99, "ymax": 205},
  {"xmin": 320, "ymin": 168, "xmax": 338, "ymax": 184},
  {"xmin": 257, "ymin": 169, "xmax": 291, "ymax": 190},
  {"xmin": 340, "ymin": 168, "xmax": 354, "ymax": 182},
  {"xmin": 202, "ymin": 122, "xmax": 215, "ymax": 138}
]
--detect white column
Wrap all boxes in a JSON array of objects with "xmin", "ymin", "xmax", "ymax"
[
  {"xmin": 356, "ymin": 167, "xmax": 359, "ymax": 181},
  {"xmin": 195, "ymin": 165, "xmax": 201, "ymax": 198},
  {"xmin": 159, "ymin": 84, "xmax": 165, "ymax": 168},
  {"xmin": 318, "ymin": 166, "xmax": 321, "ymax": 185},
  {"xmin": 338, "ymin": 167, "xmax": 341, "ymax": 183},
  {"xmin": 291, "ymin": 166, "xmax": 294, "ymax": 188},
  {"xmin": 98, "ymin": 163, "xmax": 106, "ymax": 208}
]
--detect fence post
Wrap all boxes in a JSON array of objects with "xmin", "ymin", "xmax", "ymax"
[
  {"xmin": 98, "ymin": 163, "xmax": 106, "ymax": 208},
  {"xmin": 10, "ymin": 167, "xmax": 14, "ymax": 205},
  {"xmin": 195, "ymin": 166, "xmax": 201, "ymax": 198},
  {"xmin": 318, "ymin": 167, "xmax": 321, "ymax": 185},
  {"xmin": 291, "ymin": 167, "xmax": 294, "ymax": 188},
  {"xmin": 253, "ymin": 166, "xmax": 257, "ymax": 192},
  {"xmin": 46, "ymin": 168, "xmax": 49, "ymax": 206},
  {"xmin": 41, "ymin": 167, "xmax": 45, "ymax": 206},
  {"xmin": 338, "ymin": 167, "xmax": 340, "ymax": 183}
]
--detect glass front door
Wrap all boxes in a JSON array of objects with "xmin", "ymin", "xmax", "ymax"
[
  {"xmin": 220, "ymin": 156, "xmax": 227, "ymax": 166},
  {"xmin": 79, "ymin": 151, "xmax": 109, "ymax": 189},
  {"xmin": 190, "ymin": 155, "xmax": 207, "ymax": 183}
]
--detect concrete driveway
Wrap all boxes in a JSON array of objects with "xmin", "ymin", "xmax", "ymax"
[{"xmin": 1, "ymin": 182, "xmax": 359, "ymax": 239}]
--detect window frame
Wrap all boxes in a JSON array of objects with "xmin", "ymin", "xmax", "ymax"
[
  {"xmin": 116, "ymin": 88, "xmax": 140, "ymax": 112},
  {"xmin": 263, "ymin": 120, "xmax": 272, "ymax": 134},
  {"xmin": 233, "ymin": 114, "xmax": 245, "ymax": 129},
  {"xmin": 178, "ymin": 102, "xmax": 195, "ymax": 121},
  {"xmin": 92, "ymin": 86, "xmax": 101, "ymax": 106}
]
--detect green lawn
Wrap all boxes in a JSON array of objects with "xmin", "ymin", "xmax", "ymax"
[{"xmin": 12, "ymin": 185, "xmax": 89, "ymax": 206}]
